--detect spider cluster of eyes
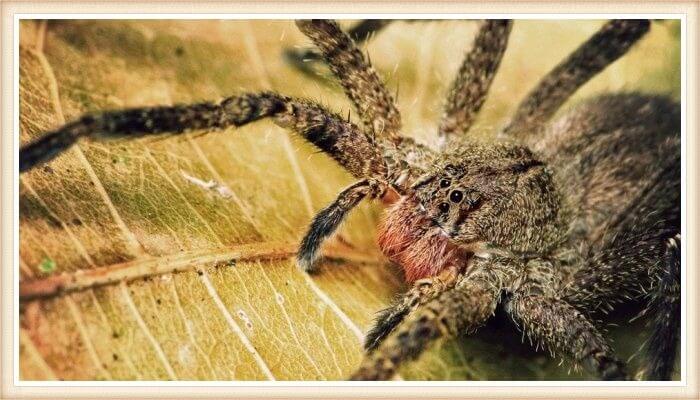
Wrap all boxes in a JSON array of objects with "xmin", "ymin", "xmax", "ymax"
[{"xmin": 435, "ymin": 178, "xmax": 477, "ymax": 222}]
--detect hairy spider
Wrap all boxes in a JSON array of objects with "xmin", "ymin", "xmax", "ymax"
[{"xmin": 19, "ymin": 19, "xmax": 680, "ymax": 381}]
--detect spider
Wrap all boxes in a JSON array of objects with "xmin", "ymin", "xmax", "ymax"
[{"xmin": 19, "ymin": 19, "xmax": 681, "ymax": 381}]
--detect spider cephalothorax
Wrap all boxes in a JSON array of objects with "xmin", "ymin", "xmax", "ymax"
[
  {"xmin": 379, "ymin": 142, "xmax": 565, "ymax": 282},
  {"xmin": 19, "ymin": 19, "xmax": 680, "ymax": 381}
]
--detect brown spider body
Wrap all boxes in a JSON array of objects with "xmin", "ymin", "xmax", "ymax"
[
  {"xmin": 377, "ymin": 138, "xmax": 562, "ymax": 282},
  {"xmin": 19, "ymin": 19, "xmax": 680, "ymax": 382}
]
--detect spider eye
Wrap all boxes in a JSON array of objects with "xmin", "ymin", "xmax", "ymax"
[
  {"xmin": 438, "ymin": 202, "xmax": 450, "ymax": 214},
  {"xmin": 466, "ymin": 197, "xmax": 482, "ymax": 210},
  {"xmin": 444, "ymin": 164, "xmax": 458, "ymax": 173},
  {"xmin": 449, "ymin": 190, "xmax": 463, "ymax": 203},
  {"xmin": 439, "ymin": 179, "xmax": 451, "ymax": 188}
]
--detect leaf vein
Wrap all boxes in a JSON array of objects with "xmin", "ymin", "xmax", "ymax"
[
  {"xmin": 199, "ymin": 272, "xmax": 276, "ymax": 380},
  {"xmin": 119, "ymin": 282, "xmax": 178, "ymax": 380},
  {"xmin": 65, "ymin": 296, "xmax": 113, "ymax": 379},
  {"xmin": 30, "ymin": 26, "xmax": 144, "ymax": 257},
  {"xmin": 19, "ymin": 328, "xmax": 58, "ymax": 380}
]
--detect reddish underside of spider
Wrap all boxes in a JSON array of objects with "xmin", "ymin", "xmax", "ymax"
[{"xmin": 377, "ymin": 196, "xmax": 471, "ymax": 283}]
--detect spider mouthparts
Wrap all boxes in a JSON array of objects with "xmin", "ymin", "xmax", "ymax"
[
  {"xmin": 381, "ymin": 186, "xmax": 401, "ymax": 205},
  {"xmin": 394, "ymin": 170, "xmax": 410, "ymax": 188},
  {"xmin": 378, "ymin": 197, "xmax": 471, "ymax": 282}
]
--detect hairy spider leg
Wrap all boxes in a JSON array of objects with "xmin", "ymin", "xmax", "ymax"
[
  {"xmin": 351, "ymin": 265, "xmax": 501, "ymax": 380},
  {"xmin": 296, "ymin": 20, "xmax": 402, "ymax": 138},
  {"xmin": 438, "ymin": 20, "xmax": 512, "ymax": 143},
  {"xmin": 644, "ymin": 234, "xmax": 681, "ymax": 380},
  {"xmin": 284, "ymin": 19, "xmax": 393, "ymax": 78},
  {"xmin": 505, "ymin": 288, "xmax": 628, "ymax": 380},
  {"xmin": 20, "ymin": 92, "xmax": 387, "ymax": 178},
  {"xmin": 297, "ymin": 179, "xmax": 378, "ymax": 272},
  {"xmin": 502, "ymin": 19, "xmax": 650, "ymax": 138}
]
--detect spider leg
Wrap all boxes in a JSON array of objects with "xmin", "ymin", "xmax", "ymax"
[
  {"xmin": 364, "ymin": 265, "xmax": 462, "ymax": 351},
  {"xmin": 438, "ymin": 20, "xmax": 512, "ymax": 143},
  {"xmin": 296, "ymin": 20, "xmax": 402, "ymax": 138},
  {"xmin": 502, "ymin": 19, "xmax": 650, "ymax": 138},
  {"xmin": 20, "ymin": 92, "xmax": 387, "ymax": 178},
  {"xmin": 350, "ymin": 269, "xmax": 500, "ymax": 380},
  {"xmin": 20, "ymin": 99, "xmax": 251, "ymax": 173},
  {"xmin": 504, "ymin": 291, "xmax": 628, "ymax": 380},
  {"xmin": 297, "ymin": 179, "xmax": 377, "ymax": 272},
  {"xmin": 643, "ymin": 234, "xmax": 681, "ymax": 380},
  {"xmin": 284, "ymin": 20, "xmax": 393, "ymax": 78},
  {"xmin": 345, "ymin": 20, "xmax": 394, "ymax": 45}
]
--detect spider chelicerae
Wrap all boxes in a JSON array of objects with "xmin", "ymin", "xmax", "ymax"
[{"xmin": 19, "ymin": 19, "xmax": 681, "ymax": 381}]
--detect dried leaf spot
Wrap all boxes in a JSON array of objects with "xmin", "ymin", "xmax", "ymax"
[
  {"xmin": 178, "ymin": 344, "xmax": 195, "ymax": 365},
  {"xmin": 181, "ymin": 170, "xmax": 235, "ymax": 200},
  {"xmin": 237, "ymin": 309, "xmax": 254, "ymax": 331}
]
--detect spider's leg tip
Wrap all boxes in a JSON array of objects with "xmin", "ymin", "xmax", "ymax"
[
  {"xmin": 363, "ymin": 337, "xmax": 379, "ymax": 352},
  {"xmin": 295, "ymin": 252, "xmax": 320, "ymax": 274}
]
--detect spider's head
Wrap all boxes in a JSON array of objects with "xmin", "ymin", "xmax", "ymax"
[{"xmin": 378, "ymin": 142, "xmax": 565, "ymax": 282}]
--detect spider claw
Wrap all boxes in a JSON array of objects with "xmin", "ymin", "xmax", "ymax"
[{"xmin": 296, "ymin": 244, "xmax": 320, "ymax": 274}]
